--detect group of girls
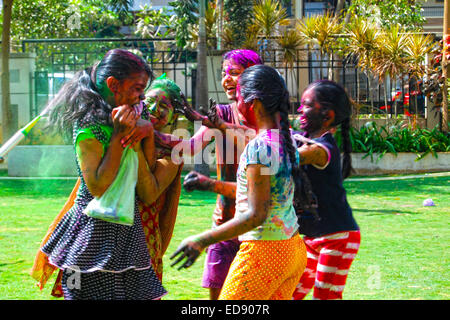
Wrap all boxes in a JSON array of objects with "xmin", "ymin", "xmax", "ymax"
[{"xmin": 31, "ymin": 47, "xmax": 360, "ymax": 300}]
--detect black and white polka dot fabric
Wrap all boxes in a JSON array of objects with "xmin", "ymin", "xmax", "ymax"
[
  {"xmin": 61, "ymin": 266, "xmax": 166, "ymax": 300},
  {"xmin": 41, "ymin": 119, "xmax": 167, "ymax": 300}
]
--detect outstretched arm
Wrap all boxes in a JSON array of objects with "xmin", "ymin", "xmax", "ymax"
[
  {"xmin": 154, "ymin": 125, "xmax": 213, "ymax": 157},
  {"xmin": 183, "ymin": 171, "xmax": 237, "ymax": 199},
  {"xmin": 170, "ymin": 164, "xmax": 270, "ymax": 269}
]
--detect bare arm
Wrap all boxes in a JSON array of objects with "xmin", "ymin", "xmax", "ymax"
[
  {"xmin": 78, "ymin": 107, "xmax": 136, "ymax": 197},
  {"xmin": 135, "ymin": 141, "xmax": 180, "ymax": 206},
  {"xmin": 170, "ymin": 164, "xmax": 270, "ymax": 269},
  {"xmin": 297, "ymin": 143, "xmax": 328, "ymax": 167},
  {"xmin": 183, "ymin": 171, "xmax": 237, "ymax": 199},
  {"xmin": 154, "ymin": 125, "xmax": 212, "ymax": 157}
]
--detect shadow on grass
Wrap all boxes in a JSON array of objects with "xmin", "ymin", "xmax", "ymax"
[
  {"xmin": 0, "ymin": 180, "xmax": 77, "ymax": 198},
  {"xmin": 0, "ymin": 259, "xmax": 25, "ymax": 268},
  {"xmin": 353, "ymin": 208, "xmax": 418, "ymax": 216}
]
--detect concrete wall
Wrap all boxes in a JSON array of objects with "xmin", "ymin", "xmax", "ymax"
[
  {"xmin": 6, "ymin": 145, "xmax": 449, "ymax": 177},
  {"xmin": 7, "ymin": 145, "xmax": 77, "ymax": 177},
  {"xmin": 0, "ymin": 53, "xmax": 36, "ymax": 142},
  {"xmin": 352, "ymin": 152, "xmax": 450, "ymax": 176}
]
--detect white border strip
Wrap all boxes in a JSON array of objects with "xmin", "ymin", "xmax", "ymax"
[
  {"xmin": 0, "ymin": 171, "xmax": 449, "ymax": 181},
  {"xmin": 346, "ymin": 171, "xmax": 450, "ymax": 182},
  {"xmin": 0, "ymin": 176, "xmax": 78, "ymax": 180}
]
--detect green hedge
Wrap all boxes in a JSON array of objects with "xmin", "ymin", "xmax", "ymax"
[{"xmin": 337, "ymin": 122, "xmax": 450, "ymax": 162}]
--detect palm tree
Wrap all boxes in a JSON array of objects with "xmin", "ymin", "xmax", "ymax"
[
  {"xmin": 296, "ymin": 12, "xmax": 342, "ymax": 80},
  {"xmin": 277, "ymin": 28, "xmax": 305, "ymax": 70},
  {"xmin": 343, "ymin": 16, "xmax": 381, "ymax": 113},
  {"xmin": 252, "ymin": 0, "xmax": 289, "ymax": 53},
  {"xmin": 240, "ymin": 24, "xmax": 262, "ymax": 52},
  {"xmin": 404, "ymin": 33, "xmax": 435, "ymax": 117},
  {"xmin": 276, "ymin": 28, "xmax": 305, "ymax": 99},
  {"xmin": 371, "ymin": 25, "xmax": 409, "ymax": 118}
]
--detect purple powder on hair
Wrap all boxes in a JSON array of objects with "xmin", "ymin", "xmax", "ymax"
[{"xmin": 223, "ymin": 49, "xmax": 262, "ymax": 69}]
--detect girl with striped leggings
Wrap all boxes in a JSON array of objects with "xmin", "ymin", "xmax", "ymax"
[{"xmin": 292, "ymin": 79, "xmax": 360, "ymax": 300}]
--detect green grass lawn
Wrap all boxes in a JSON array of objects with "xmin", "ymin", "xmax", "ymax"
[{"xmin": 0, "ymin": 173, "xmax": 448, "ymax": 300}]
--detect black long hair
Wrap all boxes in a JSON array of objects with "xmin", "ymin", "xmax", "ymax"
[
  {"xmin": 305, "ymin": 80, "xmax": 353, "ymax": 179},
  {"xmin": 238, "ymin": 65, "xmax": 319, "ymax": 216},
  {"xmin": 46, "ymin": 49, "xmax": 153, "ymax": 139}
]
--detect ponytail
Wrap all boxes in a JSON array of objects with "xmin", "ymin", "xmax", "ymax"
[
  {"xmin": 46, "ymin": 67, "xmax": 112, "ymax": 140},
  {"xmin": 340, "ymin": 117, "xmax": 353, "ymax": 179}
]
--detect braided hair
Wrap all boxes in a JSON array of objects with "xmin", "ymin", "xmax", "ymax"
[
  {"xmin": 305, "ymin": 80, "xmax": 353, "ymax": 179},
  {"xmin": 238, "ymin": 65, "xmax": 319, "ymax": 217}
]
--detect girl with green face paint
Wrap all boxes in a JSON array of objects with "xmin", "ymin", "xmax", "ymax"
[{"xmin": 145, "ymin": 75, "xmax": 184, "ymax": 131}]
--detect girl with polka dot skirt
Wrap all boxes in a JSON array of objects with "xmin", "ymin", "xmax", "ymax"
[
  {"xmin": 31, "ymin": 76, "xmax": 185, "ymax": 297},
  {"xmin": 171, "ymin": 65, "xmax": 307, "ymax": 300},
  {"xmin": 40, "ymin": 49, "xmax": 168, "ymax": 300}
]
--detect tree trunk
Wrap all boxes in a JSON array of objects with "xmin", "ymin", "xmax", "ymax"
[
  {"xmin": 384, "ymin": 80, "xmax": 388, "ymax": 118},
  {"xmin": 331, "ymin": 0, "xmax": 347, "ymax": 82},
  {"xmin": 335, "ymin": 0, "xmax": 346, "ymax": 16},
  {"xmin": 194, "ymin": 0, "xmax": 210, "ymax": 176},
  {"xmin": 368, "ymin": 74, "xmax": 374, "ymax": 113},
  {"xmin": 216, "ymin": 0, "xmax": 223, "ymax": 50},
  {"xmin": 1, "ymin": 0, "xmax": 13, "ymax": 144},
  {"xmin": 442, "ymin": 0, "xmax": 449, "ymax": 132}
]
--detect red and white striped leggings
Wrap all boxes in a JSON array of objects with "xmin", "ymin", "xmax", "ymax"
[{"xmin": 292, "ymin": 230, "xmax": 361, "ymax": 300}]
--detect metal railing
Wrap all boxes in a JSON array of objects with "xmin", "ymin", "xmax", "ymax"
[
  {"xmin": 21, "ymin": 37, "xmax": 425, "ymax": 119},
  {"xmin": 421, "ymin": 5, "xmax": 444, "ymax": 18}
]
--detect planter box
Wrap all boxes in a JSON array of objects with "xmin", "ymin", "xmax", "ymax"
[
  {"xmin": 181, "ymin": 152, "xmax": 450, "ymax": 176},
  {"xmin": 352, "ymin": 152, "xmax": 450, "ymax": 175},
  {"xmin": 7, "ymin": 145, "xmax": 77, "ymax": 177}
]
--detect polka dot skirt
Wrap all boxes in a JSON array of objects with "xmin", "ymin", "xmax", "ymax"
[
  {"xmin": 41, "ymin": 121, "xmax": 166, "ymax": 299},
  {"xmin": 219, "ymin": 234, "xmax": 307, "ymax": 300}
]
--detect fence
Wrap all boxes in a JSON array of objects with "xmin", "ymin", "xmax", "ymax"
[
  {"xmin": 21, "ymin": 38, "xmax": 427, "ymax": 121},
  {"xmin": 22, "ymin": 38, "xmax": 197, "ymax": 118}
]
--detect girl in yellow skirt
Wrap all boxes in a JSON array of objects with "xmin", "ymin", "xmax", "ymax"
[{"xmin": 171, "ymin": 65, "xmax": 307, "ymax": 300}]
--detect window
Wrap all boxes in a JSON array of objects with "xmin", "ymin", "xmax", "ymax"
[{"xmin": 10, "ymin": 69, "xmax": 20, "ymax": 83}]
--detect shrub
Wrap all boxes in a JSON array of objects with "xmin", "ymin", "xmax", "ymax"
[{"xmin": 339, "ymin": 122, "xmax": 450, "ymax": 161}]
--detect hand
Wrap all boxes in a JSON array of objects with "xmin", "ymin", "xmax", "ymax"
[
  {"xmin": 183, "ymin": 171, "xmax": 213, "ymax": 192},
  {"xmin": 205, "ymin": 99, "xmax": 226, "ymax": 130},
  {"xmin": 170, "ymin": 235, "xmax": 206, "ymax": 270},
  {"xmin": 120, "ymin": 118, "xmax": 154, "ymax": 149},
  {"xmin": 178, "ymin": 99, "xmax": 206, "ymax": 123},
  {"xmin": 112, "ymin": 105, "xmax": 138, "ymax": 139}
]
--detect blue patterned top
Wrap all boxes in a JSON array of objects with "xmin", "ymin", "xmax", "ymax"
[{"xmin": 235, "ymin": 129, "xmax": 299, "ymax": 241}]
